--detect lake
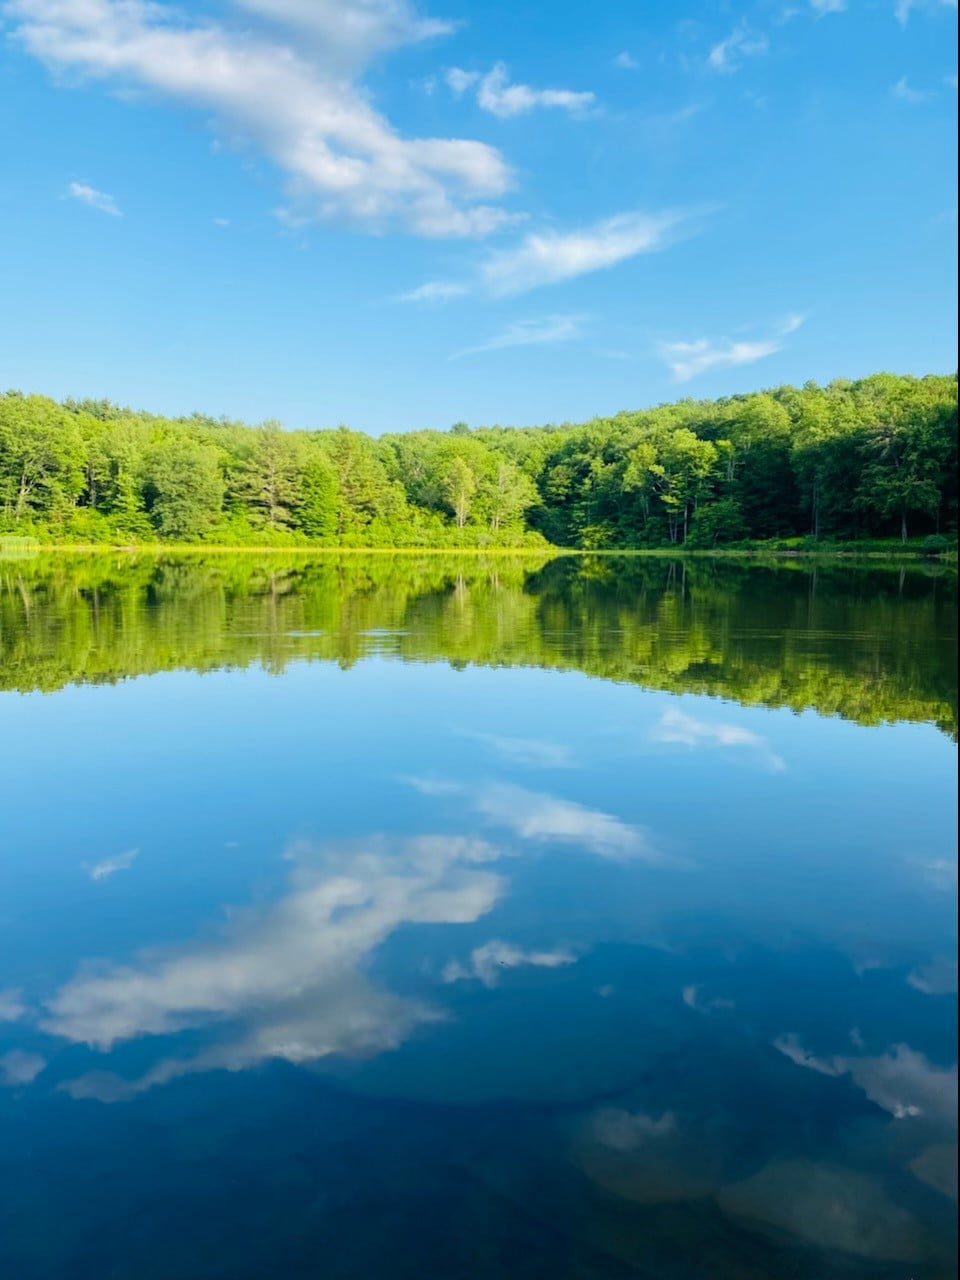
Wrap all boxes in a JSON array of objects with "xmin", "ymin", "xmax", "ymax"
[{"xmin": 0, "ymin": 552, "xmax": 956, "ymax": 1279}]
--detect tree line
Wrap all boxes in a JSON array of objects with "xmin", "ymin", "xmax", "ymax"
[{"xmin": 0, "ymin": 372, "xmax": 956, "ymax": 548}]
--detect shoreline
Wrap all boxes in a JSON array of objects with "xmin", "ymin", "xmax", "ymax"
[{"xmin": 0, "ymin": 542, "xmax": 955, "ymax": 563}]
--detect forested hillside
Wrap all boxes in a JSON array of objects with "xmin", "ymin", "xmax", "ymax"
[{"xmin": 0, "ymin": 372, "xmax": 956, "ymax": 548}]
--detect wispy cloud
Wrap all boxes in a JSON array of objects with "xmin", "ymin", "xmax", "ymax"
[
  {"xmin": 658, "ymin": 312, "xmax": 805, "ymax": 381},
  {"xmin": 892, "ymin": 76, "xmax": 933, "ymax": 102},
  {"xmin": 464, "ymin": 732, "xmax": 576, "ymax": 768},
  {"xmin": 10, "ymin": 0, "xmax": 513, "ymax": 237},
  {"xmin": 613, "ymin": 50, "xmax": 639, "ymax": 70},
  {"xmin": 481, "ymin": 208, "xmax": 704, "ymax": 296},
  {"xmin": 682, "ymin": 983, "xmax": 735, "ymax": 1012},
  {"xmin": 0, "ymin": 1049, "xmax": 47, "ymax": 1086},
  {"xmin": 451, "ymin": 314, "xmax": 587, "ymax": 359},
  {"xmin": 67, "ymin": 181, "xmax": 122, "ymax": 216},
  {"xmin": 651, "ymin": 708, "xmax": 785, "ymax": 771},
  {"xmin": 585, "ymin": 1108, "xmax": 676, "ymax": 1150},
  {"xmin": 84, "ymin": 849, "xmax": 139, "ymax": 881},
  {"xmin": 914, "ymin": 857, "xmax": 958, "ymax": 892},
  {"xmin": 907, "ymin": 956, "xmax": 958, "ymax": 994},
  {"xmin": 895, "ymin": 0, "xmax": 958, "ymax": 26},
  {"xmin": 0, "ymin": 988, "xmax": 26, "ymax": 1022},
  {"xmin": 446, "ymin": 62, "xmax": 596, "ymax": 118},
  {"xmin": 442, "ymin": 939, "xmax": 576, "ymax": 986},
  {"xmin": 402, "ymin": 777, "xmax": 674, "ymax": 865},
  {"xmin": 397, "ymin": 279, "xmax": 470, "ymax": 303},
  {"xmin": 44, "ymin": 834, "xmax": 507, "ymax": 1102},
  {"xmin": 233, "ymin": 0, "xmax": 455, "ymax": 64},
  {"xmin": 474, "ymin": 782, "xmax": 669, "ymax": 863},
  {"xmin": 399, "ymin": 206, "xmax": 709, "ymax": 302},
  {"xmin": 708, "ymin": 27, "xmax": 769, "ymax": 73},
  {"xmin": 776, "ymin": 1034, "xmax": 958, "ymax": 1126},
  {"xmin": 810, "ymin": 0, "xmax": 847, "ymax": 14}
]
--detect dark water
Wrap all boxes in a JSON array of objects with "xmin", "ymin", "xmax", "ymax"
[{"xmin": 0, "ymin": 553, "xmax": 956, "ymax": 1280}]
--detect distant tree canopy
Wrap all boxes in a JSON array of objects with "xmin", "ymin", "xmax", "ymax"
[{"xmin": 0, "ymin": 373, "xmax": 956, "ymax": 547}]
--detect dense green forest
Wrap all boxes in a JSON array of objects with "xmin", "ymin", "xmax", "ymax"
[
  {"xmin": 1, "ymin": 553, "xmax": 955, "ymax": 736},
  {"xmin": 0, "ymin": 372, "xmax": 956, "ymax": 549}
]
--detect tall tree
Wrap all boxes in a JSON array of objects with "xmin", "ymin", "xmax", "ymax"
[{"xmin": 143, "ymin": 437, "xmax": 224, "ymax": 539}]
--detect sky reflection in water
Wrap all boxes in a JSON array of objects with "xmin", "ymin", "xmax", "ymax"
[{"xmin": 0, "ymin": 554, "xmax": 956, "ymax": 1278}]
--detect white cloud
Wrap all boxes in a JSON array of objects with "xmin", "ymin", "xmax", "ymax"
[
  {"xmin": 708, "ymin": 27, "xmax": 769, "ymax": 73},
  {"xmin": 0, "ymin": 1049, "xmax": 47, "ymax": 1086},
  {"xmin": 907, "ymin": 956, "xmax": 958, "ymax": 995},
  {"xmin": 810, "ymin": 0, "xmax": 846, "ymax": 13},
  {"xmin": 481, "ymin": 209, "xmax": 697, "ymax": 296},
  {"xmin": 400, "ymin": 206, "xmax": 707, "ymax": 302},
  {"xmin": 212, "ymin": 216, "xmax": 231, "ymax": 227},
  {"xmin": 451, "ymin": 314, "xmax": 587, "ymax": 359},
  {"xmin": 403, "ymin": 778, "xmax": 679, "ymax": 866},
  {"xmin": 0, "ymin": 988, "xmax": 26, "ymax": 1021},
  {"xmin": 84, "ymin": 848, "xmax": 139, "ymax": 881},
  {"xmin": 613, "ymin": 50, "xmax": 638, "ymax": 70},
  {"xmin": 233, "ymin": 0, "xmax": 454, "ymax": 68},
  {"xmin": 397, "ymin": 279, "xmax": 469, "ymax": 303},
  {"xmin": 43, "ymin": 834, "xmax": 506, "ymax": 1099},
  {"xmin": 442, "ymin": 939, "xmax": 576, "ymax": 986},
  {"xmin": 465, "ymin": 733, "xmax": 576, "ymax": 768},
  {"xmin": 660, "ymin": 338, "xmax": 779, "ymax": 380},
  {"xmin": 444, "ymin": 66, "xmax": 479, "ymax": 94},
  {"xmin": 774, "ymin": 1032, "xmax": 841, "ymax": 1075},
  {"xmin": 9, "ymin": 0, "xmax": 513, "ymax": 237},
  {"xmin": 892, "ymin": 76, "xmax": 933, "ymax": 102},
  {"xmin": 915, "ymin": 857, "xmax": 958, "ymax": 892},
  {"xmin": 895, "ymin": 0, "xmax": 958, "ymax": 26},
  {"xmin": 586, "ymin": 1108, "xmax": 676, "ymax": 1150},
  {"xmin": 474, "ymin": 782, "xmax": 667, "ymax": 863},
  {"xmin": 682, "ymin": 983, "xmax": 734, "ymax": 1012},
  {"xmin": 402, "ymin": 775, "xmax": 467, "ymax": 796},
  {"xmin": 651, "ymin": 708, "xmax": 785, "ymax": 771},
  {"xmin": 775, "ymin": 1035, "xmax": 958, "ymax": 1126},
  {"xmin": 67, "ymin": 181, "xmax": 122, "ymax": 216},
  {"xmin": 847, "ymin": 1045, "xmax": 957, "ymax": 1125},
  {"xmin": 658, "ymin": 312, "xmax": 804, "ymax": 382},
  {"xmin": 461, "ymin": 63, "xmax": 596, "ymax": 119}
]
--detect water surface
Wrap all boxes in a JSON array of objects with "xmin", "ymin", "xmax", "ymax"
[{"xmin": 1, "ymin": 553, "xmax": 956, "ymax": 1279}]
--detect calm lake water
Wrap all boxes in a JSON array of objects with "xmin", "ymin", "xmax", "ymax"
[{"xmin": 0, "ymin": 553, "xmax": 956, "ymax": 1280}]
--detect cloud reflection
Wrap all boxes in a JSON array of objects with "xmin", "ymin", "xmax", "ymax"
[
  {"xmin": 45, "ymin": 835, "xmax": 508, "ymax": 1100},
  {"xmin": 651, "ymin": 708, "xmax": 785, "ymax": 772},
  {"xmin": 775, "ymin": 1035, "xmax": 958, "ymax": 1126},
  {"xmin": 0, "ymin": 988, "xmax": 26, "ymax": 1022},
  {"xmin": 442, "ymin": 939, "xmax": 576, "ymax": 987},
  {"xmin": 0, "ymin": 1049, "xmax": 46, "ymax": 1086},
  {"xmin": 84, "ymin": 848, "xmax": 139, "ymax": 881},
  {"xmin": 406, "ymin": 778, "xmax": 673, "ymax": 864},
  {"xmin": 464, "ymin": 732, "xmax": 576, "ymax": 769}
]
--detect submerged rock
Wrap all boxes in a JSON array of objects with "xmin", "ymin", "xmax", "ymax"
[
  {"xmin": 716, "ymin": 1158, "xmax": 929, "ymax": 1262},
  {"xmin": 909, "ymin": 1143, "xmax": 959, "ymax": 1202},
  {"xmin": 572, "ymin": 1106, "xmax": 724, "ymax": 1205}
]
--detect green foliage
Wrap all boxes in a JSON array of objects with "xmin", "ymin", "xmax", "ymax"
[
  {"xmin": 1, "ymin": 553, "xmax": 954, "ymax": 740},
  {"xmin": 0, "ymin": 373, "xmax": 955, "ymax": 546},
  {"xmin": 921, "ymin": 534, "xmax": 951, "ymax": 557},
  {"xmin": 143, "ymin": 437, "xmax": 224, "ymax": 539}
]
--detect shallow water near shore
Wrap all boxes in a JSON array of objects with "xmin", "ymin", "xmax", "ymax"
[{"xmin": 1, "ymin": 553, "xmax": 956, "ymax": 1278}]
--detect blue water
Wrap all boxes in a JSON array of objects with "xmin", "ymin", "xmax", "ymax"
[{"xmin": 0, "ymin": 554, "xmax": 956, "ymax": 1278}]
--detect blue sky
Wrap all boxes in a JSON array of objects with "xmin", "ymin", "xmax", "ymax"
[{"xmin": 0, "ymin": 0, "xmax": 956, "ymax": 433}]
